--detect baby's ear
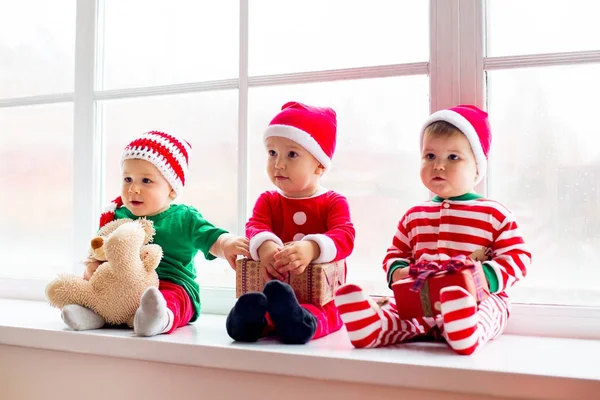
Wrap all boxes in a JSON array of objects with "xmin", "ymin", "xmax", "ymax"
[
  {"xmin": 315, "ymin": 164, "xmax": 326, "ymax": 176},
  {"xmin": 169, "ymin": 188, "xmax": 177, "ymax": 199}
]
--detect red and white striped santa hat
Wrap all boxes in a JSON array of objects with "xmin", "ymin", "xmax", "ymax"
[{"xmin": 99, "ymin": 131, "xmax": 191, "ymax": 227}]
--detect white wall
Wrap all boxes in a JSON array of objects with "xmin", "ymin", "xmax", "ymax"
[{"xmin": 0, "ymin": 344, "xmax": 503, "ymax": 400}]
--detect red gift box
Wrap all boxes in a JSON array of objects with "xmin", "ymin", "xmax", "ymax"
[{"xmin": 391, "ymin": 257, "xmax": 490, "ymax": 320}]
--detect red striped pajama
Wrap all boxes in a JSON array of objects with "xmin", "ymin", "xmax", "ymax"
[{"xmin": 383, "ymin": 197, "xmax": 531, "ymax": 294}]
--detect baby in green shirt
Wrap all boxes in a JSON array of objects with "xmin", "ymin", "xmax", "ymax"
[{"xmin": 62, "ymin": 131, "xmax": 249, "ymax": 336}]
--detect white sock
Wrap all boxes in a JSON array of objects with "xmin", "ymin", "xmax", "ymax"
[
  {"xmin": 61, "ymin": 304, "xmax": 106, "ymax": 331},
  {"xmin": 133, "ymin": 287, "xmax": 173, "ymax": 337}
]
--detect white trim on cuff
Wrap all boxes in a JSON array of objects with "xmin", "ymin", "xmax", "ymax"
[
  {"xmin": 302, "ymin": 234, "xmax": 337, "ymax": 263},
  {"xmin": 249, "ymin": 231, "xmax": 284, "ymax": 260}
]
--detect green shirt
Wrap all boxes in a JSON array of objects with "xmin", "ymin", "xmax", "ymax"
[{"xmin": 114, "ymin": 204, "xmax": 227, "ymax": 321}]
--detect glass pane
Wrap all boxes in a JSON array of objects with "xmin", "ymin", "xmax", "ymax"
[
  {"xmin": 249, "ymin": 0, "xmax": 429, "ymax": 75},
  {"xmin": 101, "ymin": 91, "xmax": 238, "ymax": 287},
  {"xmin": 487, "ymin": 0, "xmax": 600, "ymax": 57},
  {"xmin": 0, "ymin": 103, "xmax": 74, "ymax": 278},
  {"xmin": 248, "ymin": 76, "xmax": 430, "ymax": 289},
  {"xmin": 488, "ymin": 64, "xmax": 600, "ymax": 306},
  {"xmin": 100, "ymin": 0, "xmax": 238, "ymax": 90},
  {"xmin": 0, "ymin": 1, "xmax": 75, "ymax": 98}
]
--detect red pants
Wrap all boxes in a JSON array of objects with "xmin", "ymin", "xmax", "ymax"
[
  {"xmin": 159, "ymin": 280, "xmax": 193, "ymax": 334},
  {"xmin": 264, "ymin": 300, "xmax": 343, "ymax": 340}
]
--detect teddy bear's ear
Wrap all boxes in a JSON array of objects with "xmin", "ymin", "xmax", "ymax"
[
  {"xmin": 98, "ymin": 218, "xmax": 133, "ymax": 237},
  {"xmin": 137, "ymin": 218, "xmax": 156, "ymax": 244}
]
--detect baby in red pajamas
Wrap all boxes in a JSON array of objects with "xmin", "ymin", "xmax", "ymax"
[{"xmin": 226, "ymin": 101, "xmax": 355, "ymax": 344}]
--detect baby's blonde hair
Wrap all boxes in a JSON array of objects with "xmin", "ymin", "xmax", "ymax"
[
  {"xmin": 423, "ymin": 120, "xmax": 463, "ymax": 138},
  {"xmin": 422, "ymin": 121, "xmax": 476, "ymax": 160}
]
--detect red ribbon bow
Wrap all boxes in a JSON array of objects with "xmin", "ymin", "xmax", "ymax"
[{"xmin": 408, "ymin": 255, "xmax": 486, "ymax": 301}]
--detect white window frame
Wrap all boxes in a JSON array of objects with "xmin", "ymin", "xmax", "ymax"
[{"xmin": 2, "ymin": 0, "xmax": 600, "ymax": 340}]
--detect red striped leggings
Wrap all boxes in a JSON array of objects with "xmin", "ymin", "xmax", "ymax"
[{"xmin": 335, "ymin": 284, "xmax": 510, "ymax": 353}]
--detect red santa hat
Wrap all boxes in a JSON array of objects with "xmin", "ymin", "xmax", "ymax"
[
  {"xmin": 264, "ymin": 101, "xmax": 337, "ymax": 170},
  {"xmin": 421, "ymin": 105, "xmax": 491, "ymax": 184},
  {"xmin": 99, "ymin": 131, "xmax": 191, "ymax": 227}
]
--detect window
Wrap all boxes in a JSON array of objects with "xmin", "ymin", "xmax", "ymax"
[
  {"xmin": 2, "ymin": 0, "xmax": 600, "ymax": 336},
  {"xmin": 0, "ymin": 104, "xmax": 74, "ymax": 279},
  {"xmin": 248, "ymin": 0, "xmax": 428, "ymax": 75},
  {"xmin": 100, "ymin": 0, "xmax": 238, "ymax": 88},
  {"xmin": 0, "ymin": 1, "xmax": 75, "ymax": 98},
  {"xmin": 98, "ymin": 0, "xmax": 430, "ymax": 290},
  {"xmin": 487, "ymin": 0, "xmax": 600, "ymax": 56},
  {"xmin": 486, "ymin": 0, "xmax": 600, "ymax": 307},
  {"xmin": 0, "ymin": 0, "xmax": 75, "ymax": 281}
]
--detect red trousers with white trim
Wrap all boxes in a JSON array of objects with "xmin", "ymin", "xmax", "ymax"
[{"xmin": 160, "ymin": 280, "xmax": 194, "ymax": 334}]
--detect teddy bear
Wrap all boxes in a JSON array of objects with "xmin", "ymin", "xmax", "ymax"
[
  {"xmin": 82, "ymin": 218, "xmax": 150, "ymax": 280},
  {"xmin": 45, "ymin": 218, "xmax": 162, "ymax": 327}
]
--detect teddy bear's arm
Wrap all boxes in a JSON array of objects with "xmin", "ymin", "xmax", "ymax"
[
  {"xmin": 136, "ymin": 218, "xmax": 156, "ymax": 244},
  {"xmin": 140, "ymin": 244, "xmax": 163, "ymax": 273}
]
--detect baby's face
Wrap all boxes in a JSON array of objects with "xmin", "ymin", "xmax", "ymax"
[
  {"xmin": 121, "ymin": 159, "xmax": 175, "ymax": 217},
  {"xmin": 265, "ymin": 136, "xmax": 324, "ymax": 198},
  {"xmin": 420, "ymin": 130, "xmax": 478, "ymax": 198}
]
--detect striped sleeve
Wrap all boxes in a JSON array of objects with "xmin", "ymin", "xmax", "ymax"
[
  {"xmin": 382, "ymin": 214, "xmax": 413, "ymax": 287},
  {"xmin": 483, "ymin": 202, "xmax": 531, "ymax": 293}
]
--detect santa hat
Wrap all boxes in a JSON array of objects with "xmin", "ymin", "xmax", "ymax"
[
  {"xmin": 99, "ymin": 131, "xmax": 191, "ymax": 227},
  {"xmin": 263, "ymin": 101, "xmax": 337, "ymax": 170},
  {"xmin": 421, "ymin": 105, "xmax": 491, "ymax": 184}
]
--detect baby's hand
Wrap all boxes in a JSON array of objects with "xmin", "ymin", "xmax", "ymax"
[
  {"xmin": 469, "ymin": 247, "xmax": 492, "ymax": 262},
  {"xmin": 391, "ymin": 267, "xmax": 410, "ymax": 283},
  {"xmin": 83, "ymin": 260, "xmax": 101, "ymax": 281},
  {"xmin": 221, "ymin": 235, "xmax": 250, "ymax": 270},
  {"xmin": 273, "ymin": 241, "xmax": 319, "ymax": 277},
  {"xmin": 258, "ymin": 241, "xmax": 283, "ymax": 281}
]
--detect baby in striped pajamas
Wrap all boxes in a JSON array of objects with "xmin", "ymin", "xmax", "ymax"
[{"xmin": 334, "ymin": 105, "xmax": 531, "ymax": 355}]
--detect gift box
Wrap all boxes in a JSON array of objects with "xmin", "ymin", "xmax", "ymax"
[
  {"xmin": 391, "ymin": 258, "xmax": 490, "ymax": 320},
  {"xmin": 235, "ymin": 258, "xmax": 345, "ymax": 306}
]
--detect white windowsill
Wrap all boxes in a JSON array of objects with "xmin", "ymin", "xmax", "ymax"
[{"xmin": 1, "ymin": 299, "xmax": 599, "ymax": 400}]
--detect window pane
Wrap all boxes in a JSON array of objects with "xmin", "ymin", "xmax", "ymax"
[
  {"xmin": 249, "ymin": 0, "xmax": 429, "ymax": 75},
  {"xmin": 101, "ymin": 91, "xmax": 238, "ymax": 287},
  {"xmin": 487, "ymin": 0, "xmax": 600, "ymax": 57},
  {"xmin": 100, "ymin": 0, "xmax": 238, "ymax": 90},
  {"xmin": 0, "ymin": 103, "xmax": 74, "ymax": 278},
  {"xmin": 0, "ymin": 1, "xmax": 75, "ymax": 98},
  {"xmin": 488, "ymin": 65, "xmax": 600, "ymax": 306},
  {"xmin": 248, "ymin": 77, "xmax": 430, "ymax": 287}
]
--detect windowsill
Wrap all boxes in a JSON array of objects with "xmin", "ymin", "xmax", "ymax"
[{"xmin": 1, "ymin": 299, "xmax": 599, "ymax": 399}]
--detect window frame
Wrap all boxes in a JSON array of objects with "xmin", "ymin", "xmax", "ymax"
[{"xmin": 1, "ymin": 0, "xmax": 600, "ymax": 340}]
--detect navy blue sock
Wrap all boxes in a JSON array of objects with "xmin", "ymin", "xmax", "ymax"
[
  {"xmin": 263, "ymin": 280, "xmax": 317, "ymax": 344},
  {"xmin": 226, "ymin": 292, "xmax": 268, "ymax": 342}
]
